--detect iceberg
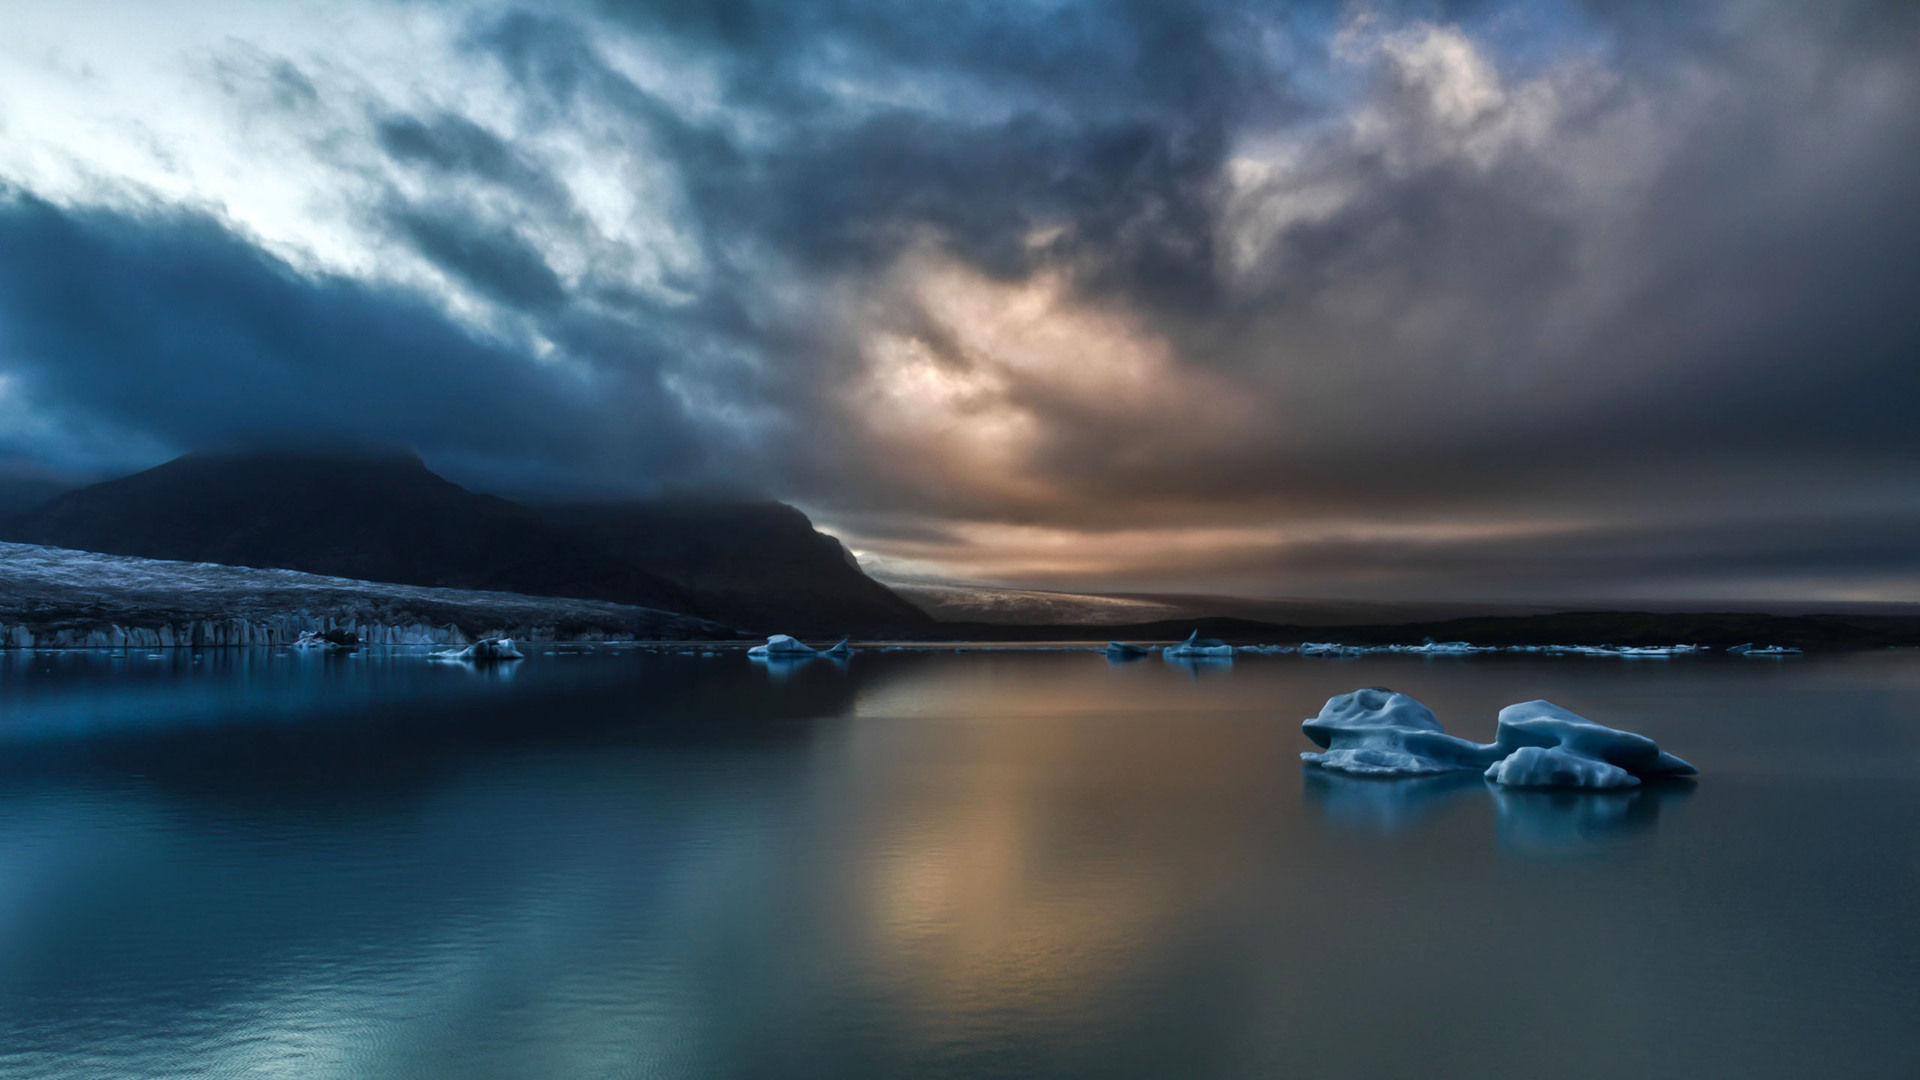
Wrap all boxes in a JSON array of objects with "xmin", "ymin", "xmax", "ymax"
[
  {"xmin": 457, "ymin": 637, "xmax": 525, "ymax": 662},
  {"xmin": 747, "ymin": 634, "xmax": 819, "ymax": 658},
  {"xmin": 747, "ymin": 635, "xmax": 851, "ymax": 659},
  {"xmin": 1728, "ymin": 643, "xmax": 1801, "ymax": 656},
  {"xmin": 1299, "ymin": 690, "xmax": 1696, "ymax": 788},
  {"xmin": 1105, "ymin": 641, "xmax": 1151, "ymax": 660},
  {"xmin": 1300, "ymin": 688, "xmax": 1499, "ymax": 776},
  {"xmin": 1484, "ymin": 745, "xmax": 1637, "ymax": 789},
  {"xmin": 1163, "ymin": 631, "xmax": 1235, "ymax": 658},
  {"xmin": 1299, "ymin": 642, "xmax": 1366, "ymax": 656}
]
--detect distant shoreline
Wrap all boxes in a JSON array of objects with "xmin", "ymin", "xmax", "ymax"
[{"xmin": 7, "ymin": 541, "xmax": 1917, "ymax": 652}]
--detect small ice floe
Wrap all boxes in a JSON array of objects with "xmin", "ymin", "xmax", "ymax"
[
  {"xmin": 1238, "ymin": 644, "xmax": 1295, "ymax": 654},
  {"xmin": 1299, "ymin": 689, "xmax": 1695, "ymax": 789},
  {"xmin": 1728, "ymin": 643, "xmax": 1801, "ymax": 656},
  {"xmin": 454, "ymin": 637, "xmax": 524, "ymax": 662},
  {"xmin": 1105, "ymin": 641, "xmax": 1152, "ymax": 660},
  {"xmin": 747, "ymin": 634, "xmax": 818, "ymax": 658},
  {"xmin": 747, "ymin": 635, "xmax": 852, "ymax": 660},
  {"xmin": 1299, "ymin": 642, "xmax": 1367, "ymax": 656},
  {"xmin": 1163, "ymin": 631, "xmax": 1235, "ymax": 659}
]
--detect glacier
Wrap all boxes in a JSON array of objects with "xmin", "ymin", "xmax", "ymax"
[
  {"xmin": 1300, "ymin": 689, "xmax": 1695, "ymax": 789},
  {"xmin": 0, "ymin": 541, "xmax": 730, "ymax": 647}
]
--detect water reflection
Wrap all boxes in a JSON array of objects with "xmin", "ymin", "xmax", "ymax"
[
  {"xmin": 1303, "ymin": 767, "xmax": 1695, "ymax": 851},
  {"xmin": 751, "ymin": 653, "xmax": 849, "ymax": 681},
  {"xmin": 0, "ymin": 649, "xmax": 1915, "ymax": 1079},
  {"xmin": 1491, "ymin": 782, "xmax": 1694, "ymax": 853},
  {"xmin": 1301, "ymin": 768, "xmax": 1485, "ymax": 831},
  {"xmin": 1162, "ymin": 654, "xmax": 1233, "ymax": 679}
]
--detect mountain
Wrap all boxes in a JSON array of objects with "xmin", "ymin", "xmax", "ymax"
[
  {"xmin": 0, "ymin": 470, "xmax": 77, "ymax": 520},
  {"xmin": 537, "ymin": 499, "xmax": 930, "ymax": 634},
  {"xmin": 1, "ymin": 448, "xmax": 692, "ymax": 614},
  {"xmin": 0, "ymin": 448, "xmax": 927, "ymax": 634}
]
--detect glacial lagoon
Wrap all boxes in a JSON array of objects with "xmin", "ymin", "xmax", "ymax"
[{"xmin": 1, "ymin": 646, "xmax": 1916, "ymax": 1078}]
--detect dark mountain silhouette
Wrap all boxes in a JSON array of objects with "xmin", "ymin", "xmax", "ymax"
[
  {"xmin": 0, "ymin": 472, "xmax": 76, "ymax": 520},
  {"xmin": 537, "ymin": 499, "xmax": 929, "ymax": 633},
  {"xmin": 1, "ymin": 448, "xmax": 696, "ymax": 612},
  {"xmin": 0, "ymin": 448, "xmax": 927, "ymax": 634}
]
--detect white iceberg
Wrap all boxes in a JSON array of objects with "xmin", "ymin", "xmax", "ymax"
[
  {"xmin": 1299, "ymin": 690, "xmax": 1696, "ymax": 788},
  {"xmin": 1484, "ymin": 745, "xmax": 1637, "ymax": 789},
  {"xmin": 457, "ymin": 637, "xmax": 524, "ymax": 662},
  {"xmin": 747, "ymin": 634, "xmax": 818, "ymax": 658},
  {"xmin": 1300, "ymin": 688, "xmax": 1498, "ymax": 776},
  {"xmin": 1163, "ymin": 631, "xmax": 1234, "ymax": 658},
  {"xmin": 747, "ymin": 635, "xmax": 850, "ymax": 659}
]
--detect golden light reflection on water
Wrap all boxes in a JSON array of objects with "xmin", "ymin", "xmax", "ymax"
[{"xmin": 830, "ymin": 657, "xmax": 1300, "ymax": 1031}]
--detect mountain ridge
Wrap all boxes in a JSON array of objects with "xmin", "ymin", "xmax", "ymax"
[{"xmin": 0, "ymin": 449, "xmax": 925, "ymax": 634}]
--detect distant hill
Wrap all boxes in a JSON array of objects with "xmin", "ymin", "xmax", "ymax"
[
  {"xmin": 888, "ymin": 581, "xmax": 1558, "ymax": 627},
  {"xmin": 537, "ymin": 499, "xmax": 930, "ymax": 634},
  {"xmin": 3, "ymin": 448, "xmax": 694, "ymax": 613},
  {"xmin": 0, "ymin": 448, "xmax": 925, "ymax": 634},
  {"xmin": 0, "ymin": 472, "xmax": 76, "ymax": 521}
]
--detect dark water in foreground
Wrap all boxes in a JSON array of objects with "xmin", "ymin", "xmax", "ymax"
[{"xmin": 0, "ymin": 646, "xmax": 1916, "ymax": 1079}]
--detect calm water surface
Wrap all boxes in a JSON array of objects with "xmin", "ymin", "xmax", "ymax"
[{"xmin": 0, "ymin": 647, "xmax": 1916, "ymax": 1078}]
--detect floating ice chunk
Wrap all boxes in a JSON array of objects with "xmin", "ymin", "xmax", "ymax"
[
  {"xmin": 1163, "ymin": 631, "xmax": 1234, "ymax": 658},
  {"xmin": 1406, "ymin": 641, "xmax": 1486, "ymax": 655},
  {"xmin": 1299, "ymin": 642, "xmax": 1365, "ymax": 656},
  {"xmin": 1492, "ymin": 700, "xmax": 1696, "ymax": 779},
  {"xmin": 1105, "ymin": 641, "xmax": 1151, "ymax": 659},
  {"xmin": 1728, "ymin": 643, "xmax": 1801, "ymax": 656},
  {"xmin": 748, "ymin": 634, "xmax": 819, "ymax": 658},
  {"xmin": 821, "ymin": 638, "xmax": 852, "ymax": 657},
  {"xmin": 458, "ymin": 637, "xmax": 524, "ymax": 662},
  {"xmin": 1299, "ymin": 688, "xmax": 1499, "ymax": 777},
  {"xmin": 1484, "ymin": 745, "xmax": 1638, "ymax": 789},
  {"xmin": 1298, "ymin": 690, "xmax": 1696, "ymax": 786}
]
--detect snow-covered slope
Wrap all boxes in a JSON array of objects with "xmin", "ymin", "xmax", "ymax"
[{"xmin": 0, "ymin": 542, "xmax": 730, "ymax": 647}]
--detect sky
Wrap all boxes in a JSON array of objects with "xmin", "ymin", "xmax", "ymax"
[{"xmin": 0, "ymin": 0, "xmax": 1916, "ymax": 604}]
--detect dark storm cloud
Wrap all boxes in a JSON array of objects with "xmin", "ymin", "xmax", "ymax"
[
  {"xmin": 373, "ymin": 110, "xmax": 572, "ymax": 206},
  {"xmin": 4, "ymin": 0, "xmax": 1919, "ymax": 599},
  {"xmin": 0, "ymin": 189, "xmax": 713, "ymax": 484},
  {"xmin": 386, "ymin": 202, "xmax": 568, "ymax": 309}
]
